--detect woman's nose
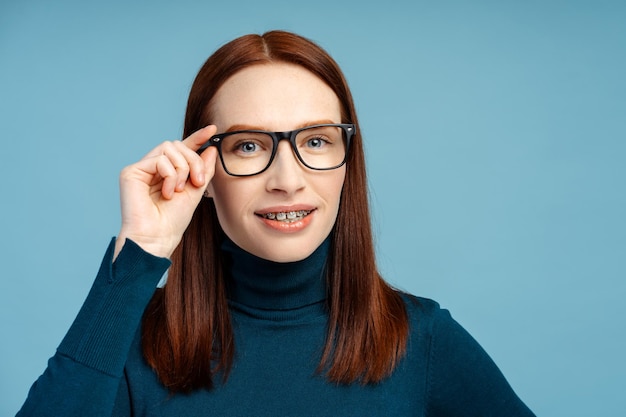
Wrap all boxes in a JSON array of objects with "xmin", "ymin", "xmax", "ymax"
[{"xmin": 264, "ymin": 141, "xmax": 307, "ymax": 194}]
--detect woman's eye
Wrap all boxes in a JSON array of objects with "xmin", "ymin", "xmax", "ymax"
[
  {"xmin": 238, "ymin": 142, "xmax": 258, "ymax": 153},
  {"xmin": 306, "ymin": 137, "xmax": 327, "ymax": 149}
]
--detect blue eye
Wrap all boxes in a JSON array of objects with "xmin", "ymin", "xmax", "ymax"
[
  {"xmin": 239, "ymin": 142, "xmax": 259, "ymax": 153},
  {"xmin": 306, "ymin": 137, "xmax": 326, "ymax": 149}
]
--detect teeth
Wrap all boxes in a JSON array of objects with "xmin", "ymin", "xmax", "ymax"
[{"xmin": 263, "ymin": 210, "xmax": 312, "ymax": 222}]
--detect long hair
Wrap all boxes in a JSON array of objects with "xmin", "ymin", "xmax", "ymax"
[{"xmin": 142, "ymin": 30, "xmax": 409, "ymax": 392}]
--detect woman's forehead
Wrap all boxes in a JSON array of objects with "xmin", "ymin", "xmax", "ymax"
[{"xmin": 210, "ymin": 63, "xmax": 341, "ymax": 132}]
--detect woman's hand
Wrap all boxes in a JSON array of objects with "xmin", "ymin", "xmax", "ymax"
[{"xmin": 113, "ymin": 125, "xmax": 218, "ymax": 260}]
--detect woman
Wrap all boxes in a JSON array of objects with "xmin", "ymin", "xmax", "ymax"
[{"xmin": 18, "ymin": 31, "xmax": 535, "ymax": 416}]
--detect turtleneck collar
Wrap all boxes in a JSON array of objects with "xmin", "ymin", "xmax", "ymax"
[{"xmin": 221, "ymin": 237, "xmax": 330, "ymax": 312}]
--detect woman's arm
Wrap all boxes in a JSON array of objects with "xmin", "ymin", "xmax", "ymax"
[
  {"xmin": 17, "ymin": 238, "xmax": 170, "ymax": 417},
  {"xmin": 17, "ymin": 126, "xmax": 218, "ymax": 416}
]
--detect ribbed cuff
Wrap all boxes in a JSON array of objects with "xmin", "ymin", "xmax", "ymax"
[{"xmin": 57, "ymin": 238, "xmax": 171, "ymax": 377}]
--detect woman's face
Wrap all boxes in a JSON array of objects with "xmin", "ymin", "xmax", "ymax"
[{"xmin": 206, "ymin": 63, "xmax": 346, "ymax": 262}]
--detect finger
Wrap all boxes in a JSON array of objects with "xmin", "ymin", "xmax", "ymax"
[
  {"xmin": 126, "ymin": 154, "xmax": 178, "ymax": 199},
  {"xmin": 143, "ymin": 142, "xmax": 169, "ymax": 160},
  {"xmin": 182, "ymin": 124, "xmax": 218, "ymax": 152},
  {"xmin": 154, "ymin": 155, "xmax": 179, "ymax": 199},
  {"xmin": 171, "ymin": 140, "xmax": 209, "ymax": 188},
  {"xmin": 160, "ymin": 141, "xmax": 192, "ymax": 192},
  {"xmin": 142, "ymin": 124, "xmax": 216, "ymax": 161},
  {"xmin": 199, "ymin": 145, "xmax": 218, "ymax": 178}
]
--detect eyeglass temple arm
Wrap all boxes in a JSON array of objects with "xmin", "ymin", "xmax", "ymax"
[{"xmin": 196, "ymin": 137, "xmax": 219, "ymax": 154}]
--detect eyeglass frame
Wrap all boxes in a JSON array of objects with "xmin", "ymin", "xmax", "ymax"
[{"xmin": 197, "ymin": 123, "xmax": 356, "ymax": 177}]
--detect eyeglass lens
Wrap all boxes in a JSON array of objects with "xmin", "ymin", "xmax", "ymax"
[{"xmin": 219, "ymin": 125, "xmax": 347, "ymax": 176}]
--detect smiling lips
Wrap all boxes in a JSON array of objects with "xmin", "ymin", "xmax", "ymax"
[
  {"xmin": 263, "ymin": 210, "xmax": 312, "ymax": 222},
  {"xmin": 255, "ymin": 208, "xmax": 315, "ymax": 232}
]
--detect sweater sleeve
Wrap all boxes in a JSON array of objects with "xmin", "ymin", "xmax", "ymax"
[
  {"xmin": 425, "ymin": 306, "xmax": 536, "ymax": 417},
  {"xmin": 16, "ymin": 238, "xmax": 171, "ymax": 417}
]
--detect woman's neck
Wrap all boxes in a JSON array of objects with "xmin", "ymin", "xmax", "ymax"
[{"xmin": 220, "ymin": 237, "xmax": 330, "ymax": 311}]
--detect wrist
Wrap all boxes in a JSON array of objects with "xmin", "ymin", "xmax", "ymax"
[{"xmin": 114, "ymin": 232, "xmax": 179, "ymax": 260}]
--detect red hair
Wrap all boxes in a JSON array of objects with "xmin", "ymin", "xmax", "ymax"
[{"xmin": 142, "ymin": 30, "xmax": 409, "ymax": 392}]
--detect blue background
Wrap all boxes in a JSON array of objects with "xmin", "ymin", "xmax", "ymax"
[{"xmin": 1, "ymin": 1, "xmax": 624, "ymax": 415}]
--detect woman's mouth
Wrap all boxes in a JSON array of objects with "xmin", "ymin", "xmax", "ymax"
[{"xmin": 259, "ymin": 210, "xmax": 313, "ymax": 223}]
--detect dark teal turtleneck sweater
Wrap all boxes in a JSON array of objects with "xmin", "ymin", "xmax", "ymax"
[{"xmin": 18, "ymin": 238, "xmax": 535, "ymax": 416}]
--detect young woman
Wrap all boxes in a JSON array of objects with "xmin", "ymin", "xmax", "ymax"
[{"xmin": 18, "ymin": 31, "xmax": 535, "ymax": 416}]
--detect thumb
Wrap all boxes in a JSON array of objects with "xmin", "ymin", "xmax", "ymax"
[
  {"xmin": 199, "ymin": 145, "xmax": 219, "ymax": 182},
  {"xmin": 186, "ymin": 146, "xmax": 218, "ymax": 200}
]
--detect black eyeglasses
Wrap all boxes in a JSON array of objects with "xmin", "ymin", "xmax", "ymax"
[{"xmin": 198, "ymin": 123, "xmax": 355, "ymax": 177}]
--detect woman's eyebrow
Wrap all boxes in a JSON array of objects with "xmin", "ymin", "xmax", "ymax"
[{"xmin": 224, "ymin": 119, "xmax": 338, "ymax": 133}]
